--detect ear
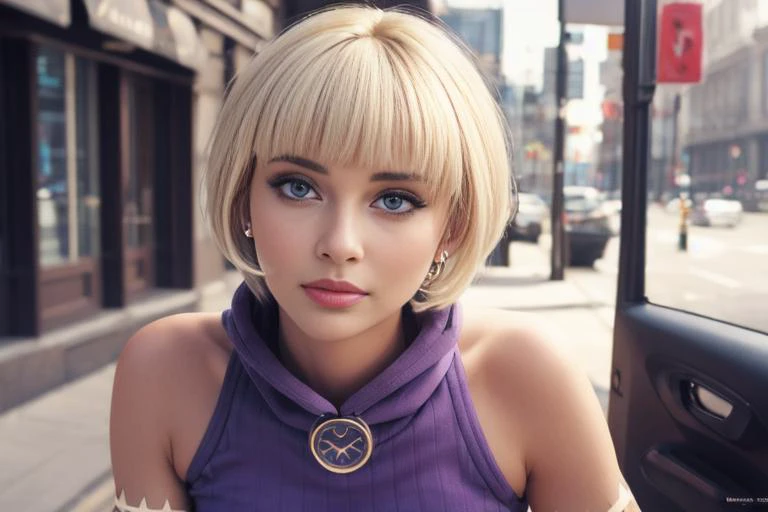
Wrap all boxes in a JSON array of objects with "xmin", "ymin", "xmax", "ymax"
[
  {"xmin": 240, "ymin": 218, "xmax": 251, "ymax": 237},
  {"xmin": 435, "ymin": 225, "xmax": 459, "ymax": 261},
  {"xmin": 435, "ymin": 247, "xmax": 456, "ymax": 263},
  {"xmin": 433, "ymin": 243, "xmax": 457, "ymax": 262},
  {"xmin": 236, "ymin": 193, "xmax": 251, "ymax": 233}
]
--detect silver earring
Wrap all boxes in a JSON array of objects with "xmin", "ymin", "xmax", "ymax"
[
  {"xmin": 424, "ymin": 251, "xmax": 448, "ymax": 285},
  {"xmin": 244, "ymin": 225, "xmax": 253, "ymax": 238}
]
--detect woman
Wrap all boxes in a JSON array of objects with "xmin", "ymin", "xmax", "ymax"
[{"xmin": 110, "ymin": 5, "xmax": 639, "ymax": 511}]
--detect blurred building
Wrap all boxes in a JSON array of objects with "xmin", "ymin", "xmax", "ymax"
[
  {"xmin": 682, "ymin": 0, "xmax": 768, "ymax": 210},
  {"xmin": 0, "ymin": 0, "xmax": 436, "ymax": 412},
  {"xmin": 543, "ymin": 42, "xmax": 585, "ymax": 103},
  {"xmin": 517, "ymin": 86, "xmax": 554, "ymax": 199},
  {"xmin": 441, "ymin": 7, "xmax": 503, "ymax": 93},
  {"xmin": 543, "ymin": 27, "xmax": 608, "ymax": 188},
  {"xmin": 597, "ymin": 38, "xmax": 623, "ymax": 192},
  {"xmin": 499, "ymin": 79, "xmax": 525, "ymax": 180}
]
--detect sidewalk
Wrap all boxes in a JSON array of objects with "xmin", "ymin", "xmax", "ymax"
[
  {"xmin": 0, "ymin": 273, "xmax": 242, "ymax": 512},
  {"xmin": 0, "ymin": 266, "xmax": 614, "ymax": 512}
]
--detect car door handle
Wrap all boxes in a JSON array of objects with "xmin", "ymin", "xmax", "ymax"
[
  {"xmin": 649, "ymin": 363, "xmax": 758, "ymax": 442},
  {"xmin": 642, "ymin": 446, "xmax": 752, "ymax": 511},
  {"xmin": 687, "ymin": 381, "xmax": 734, "ymax": 420},
  {"xmin": 677, "ymin": 376, "xmax": 753, "ymax": 441}
]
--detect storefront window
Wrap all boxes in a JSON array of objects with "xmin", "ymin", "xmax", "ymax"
[
  {"xmin": 123, "ymin": 73, "xmax": 155, "ymax": 293},
  {"xmin": 36, "ymin": 46, "xmax": 99, "ymax": 267},
  {"xmin": 36, "ymin": 46, "xmax": 68, "ymax": 266},
  {"xmin": 125, "ymin": 76, "xmax": 153, "ymax": 251},
  {"xmin": 75, "ymin": 57, "xmax": 100, "ymax": 260}
]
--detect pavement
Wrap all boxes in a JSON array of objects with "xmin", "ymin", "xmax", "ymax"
[{"xmin": 0, "ymin": 249, "xmax": 616, "ymax": 512}]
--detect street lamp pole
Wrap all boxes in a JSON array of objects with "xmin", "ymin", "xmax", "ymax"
[
  {"xmin": 550, "ymin": 0, "xmax": 568, "ymax": 280},
  {"xmin": 671, "ymin": 93, "xmax": 689, "ymax": 251},
  {"xmin": 670, "ymin": 93, "xmax": 681, "ymax": 182}
]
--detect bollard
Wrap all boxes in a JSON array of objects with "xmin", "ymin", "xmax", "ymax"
[{"xmin": 678, "ymin": 195, "xmax": 689, "ymax": 251}]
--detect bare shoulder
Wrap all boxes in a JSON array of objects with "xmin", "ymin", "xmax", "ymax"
[
  {"xmin": 111, "ymin": 312, "xmax": 232, "ymax": 498},
  {"xmin": 461, "ymin": 305, "xmax": 604, "ymax": 430},
  {"xmin": 459, "ymin": 307, "xmax": 580, "ymax": 407},
  {"xmin": 459, "ymin": 306, "xmax": 567, "ymax": 365},
  {"xmin": 460, "ymin": 307, "xmax": 640, "ymax": 511},
  {"xmin": 113, "ymin": 313, "xmax": 232, "ymax": 419},
  {"xmin": 116, "ymin": 312, "xmax": 232, "ymax": 375}
]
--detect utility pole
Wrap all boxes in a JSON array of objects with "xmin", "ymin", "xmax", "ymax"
[
  {"xmin": 550, "ymin": 0, "xmax": 567, "ymax": 280},
  {"xmin": 670, "ymin": 92, "xmax": 681, "ymax": 186},
  {"xmin": 671, "ymin": 93, "xmax": 689, "ymax": 251}
]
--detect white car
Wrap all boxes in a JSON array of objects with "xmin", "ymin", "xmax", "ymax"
[
  {"xmin": 600, "ymin": 191, "xmax": 622, "ymax": 235},
  {"xmin": 691, "ymin": 198, "xmax": 743, "ymax": 227}
]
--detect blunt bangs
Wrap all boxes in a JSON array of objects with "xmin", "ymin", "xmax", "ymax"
[{"xmin": 249, "ymin": 31, "xmax": 465, "ymax": 203}]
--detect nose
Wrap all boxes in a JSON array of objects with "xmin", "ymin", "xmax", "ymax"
[{"xmin": 315, "ymin": 205, "xmax": 364, "ymax": 264}]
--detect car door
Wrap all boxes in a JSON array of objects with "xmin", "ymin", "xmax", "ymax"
[{"xmin": 608, "ymin": 1, "xmax": 768, "ymax": 511}]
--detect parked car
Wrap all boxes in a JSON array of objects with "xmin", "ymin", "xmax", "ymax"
[
  {"xmin": 600, "ymin": 190, "xmax": 622, "ymax": 235},
  {"xmin": 564, "ymin": 186, "xmax": 613, "ymax": 266},
  {"xmin": 600, "ymin": 189, "xmax": 622, "ymax": 211},
  {"xmin": 510, "ymin": 193, "xmax": 548, "ymax": 243},
  {"xmin": 690, "ymin": 198, "xmax": 743, "ymax": 227},
  {"xmin": 746, "ymin": 179, "xmax": 768, "ymax": 212}
]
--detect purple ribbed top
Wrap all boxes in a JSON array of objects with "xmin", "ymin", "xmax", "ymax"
[{"xmin": 185, "ymin": 283, "xmax": 528, "ymax": 511}]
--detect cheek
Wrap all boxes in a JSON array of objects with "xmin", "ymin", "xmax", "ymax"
[
  {"xmin": 251, "ymin": 222, "xmax": 295, "ymax": 271},
  {"xmin": 368, "ymin": 217, "xmax": 444, "ymax": 278},
  {"xmin": 248, "ymin": 193, "xmax": 311, "ymax": 273}
]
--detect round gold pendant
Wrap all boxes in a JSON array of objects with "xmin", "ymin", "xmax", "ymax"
[{"xmin": 309, "ymin": 416, "xmax": 373, "ymax": 474}]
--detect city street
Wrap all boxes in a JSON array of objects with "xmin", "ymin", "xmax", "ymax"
[{"xmin": 512, "ymin": 205, "xmax": 768, "ymax": 334}]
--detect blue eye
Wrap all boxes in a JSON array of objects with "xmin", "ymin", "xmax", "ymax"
[
  {"xmin": 275, "ymin": 178, "xmax": 318, "ymax": 200},
  {"xmin": 382, "ymin": 196, "xmax": 405, "ymax": 211},
  {"xmin": 288, "ymin": 181, "xmax": 311, "ymax": 197},
  {"xmin": 373, "ymin": 193, "xmax": 420, "ymax": 214}
]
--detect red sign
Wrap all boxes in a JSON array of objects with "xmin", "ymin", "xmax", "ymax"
[
  {"xmin": 607, "ymin": 33, "xmax": 624, "ymax": 51},
  {"xmin": 657, "ymin": 3, "xmax": 703, "ymax": 83},
  {"xmin": 602, "ymin": 100, "xmax": 622, "ymax": 120}
]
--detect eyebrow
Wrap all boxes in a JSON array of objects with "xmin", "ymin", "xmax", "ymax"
[
  {"xmin": 269, "ymin": 155, "xmax": 327, "ymax": 174},
  {"xmin": 268, "ymin": 155, "xmax": 422, "ymax": 182},
  {"xmin": 371, "ymin": 171, "xmax": 422, "ymax": 182}
]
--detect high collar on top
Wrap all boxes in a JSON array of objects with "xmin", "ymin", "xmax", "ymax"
[{"xmin": 222, "ymin": 282, "xmax": 460, "ymax": 433}]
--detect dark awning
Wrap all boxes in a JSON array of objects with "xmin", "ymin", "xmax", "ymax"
[
  {"xmin": 82, "ymin": 0, "xmax": 154, "ymax": 50},
  {"xmin": 148, "ymin": 1, "xmax": 207, "ymax": 69},
  {"xmin": 82, "ymin": 0, "xmax": 206, "ymax": 69},
  {"xmin": 0, "ymin": 0, "xmax": 71, "ymax": 27}
]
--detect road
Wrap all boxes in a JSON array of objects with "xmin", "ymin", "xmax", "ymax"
[{"xmin": 509, "ymin": 205, "xmax": 768, "ymax": 334}]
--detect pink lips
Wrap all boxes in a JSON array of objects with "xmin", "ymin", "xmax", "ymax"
[{"xmin": 301, "ymin": 279, "xmax": 368, "ymax": 309}]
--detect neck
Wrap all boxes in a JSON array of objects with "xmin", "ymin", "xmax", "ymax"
[{"xmin": 277, "ymin": 309, "xmax": 408, "ymax": 409}]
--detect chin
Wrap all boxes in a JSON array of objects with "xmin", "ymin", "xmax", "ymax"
[
  {"xmin": 282, "ymin": 294, "xmax": 405, "ymax": 343},
  {"xmin": 290, "ymin": 307, "xmax": 378, "ymax": 342}
]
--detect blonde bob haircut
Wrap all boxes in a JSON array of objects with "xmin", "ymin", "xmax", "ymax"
[{"xmin": 204, "ymin": 4, "xmax": 516, "ymax": 312}]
